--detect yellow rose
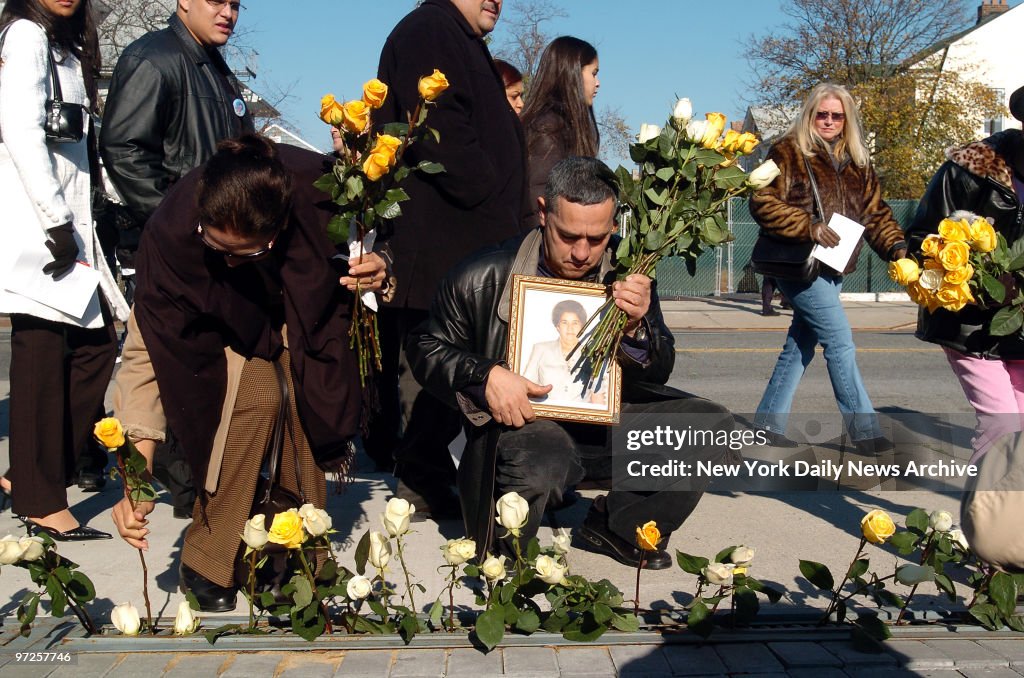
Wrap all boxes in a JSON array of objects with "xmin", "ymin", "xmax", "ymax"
[
  {"xmin": 94, "ymin": 417, "xmax": 125, "ymax": 450},
  {"xmin": 920, "ymin": 234, "xmax": 942, "ymax": 258},
  {"xmin": 935, "ymin": 282, "xmax": 974, "ymax": 312},
  {"xmin": 267, "ymin": 509, "xmax": 306, "ymax": 549},
  {"xmin": 701, "ymin": 112, "xmax": 727, "ymax": 149},
  {"xmin": 341, "ymin": 100, "xmax": 370, "ymax": 134},
  {"xmin": 362, "ymin": 78, "xmax": 388, "ymax": 109},
  {"xmin": 888, "ymin": 258, "xmax": 920, "ymax": 286},
  {"xmin": 721, "ymin": 130, "xmax": 757, "ymax": 155},
  {"xmin": 969, "ymin": 218, "xmax": 997, "ymax": 253},
  {"xmin": 319, "ymin": 94, "xmax": 345, "ymax": 126},
  {"xmin": 944, "ymin": 263, "xmax": 974, "ymax": 286},
  {"xmin": 937, "ymin": 241, "xmax": 970, "ymax": 271},
  {"xmin": 369, "ymin": 133, "xmax": 401, "ymax": 164},
  {"xmin": 418, "ymin": 69, "xmax": 450, "ymax": 101},
  {"xmin": 720, "ymin": 129, "xmax": 742, "ymax": 153},
  {"xmin": 363, "ymin": 151, "xmax": 391, "ymax": 182},
  {"xmin": 635, "ymin": 521, "xmax": 661, "ymax": 551},
  {"xmin": 938, "ymin": 218, "xmax": 971, "ymax": 242},
  {"xmin": 860, "ymin": 509, "xmax": 896, "ymax": 544}
]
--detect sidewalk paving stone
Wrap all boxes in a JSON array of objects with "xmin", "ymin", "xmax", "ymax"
[
  {"xmin": 923, "ymin": 639, "xmax": 1010, "ymax": 670},
  {"xmin": 786, "ymin": 670, "xmax": 849, "ymax": 678},
  {"xmin": 885, "ymin": 640, "xmax": 957, "ymax": 670},
  {"xmin": 958, "ymin": 668, "xmax": 1024, "ymax": 678},
  {"xmin": 502, "ymin": 646, "xmax": 559, "ymax": 677},
  {"xmin": 276, "ymin": 653, "xmax": 339, "ymax": 678},
  {"xmin": 334, "ymin": 649, "xmax": 392, "ymax": 677},
  {"xmin": 219, "ymin": 652, "xmax": 285, "ymax": 677},
  {"xmin": 446, "ymin": 647, "xmax": 503, "ymax": 676},
  {"xmin": 161, "ymin": 653, "xmax": 231, "ymax": 677},
  {"xmin": 50, "ymin": 652, "xmax": 120, "ymax": 677},
  {"xmin": 661, "ymin": 645, "xmax": 728, "ymax": 675},
  {"xmin": 606, "ymin": 645, "xmax": 671, "ymax": 677},
  {"xmin": 714, "ymin": 643, "xmax": 785, "ymax": 673},
  {"xmin": 389, "ymin": 648, "xmax": 446, "ymax": 677},
  {"xmin": 822, "ymin": 640, "xmax": 898, "ymax": 667},
  {"xmin": 104, "ymin": 652, "xmax": 175, "ymax": 677},
  {"xmin": 767, "ymin": 641, "xmax": 844, "ymax": 668},
  {"xmin": 976, "ymin": 640, "xmax": 1024, "ymax": 670},
  {"xmin": 843, "ymin": 669, "xmax": 940, "ymax": 678},
  {"xmin": 557, "ymin": 646, "xmax": 616, "ymax": 675},
  {"xmin": 0, "ymin": 660, "xmax": 60, "ymax": 678}
]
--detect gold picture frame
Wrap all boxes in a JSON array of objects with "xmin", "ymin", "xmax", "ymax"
[{"xmin": 506, "ymin": 275, "xmax": 622, "ymax": 425}]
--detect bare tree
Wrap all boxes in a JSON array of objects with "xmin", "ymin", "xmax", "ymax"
[
  {"xmin": 746, "ymin": 0, "xmax": 1004, "ymax": 198},
  {"xmin": 492, "ymin": 0, "xmax": 567, "ymax": 82}
]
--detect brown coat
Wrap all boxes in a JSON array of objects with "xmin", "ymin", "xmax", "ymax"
[{"xmin": 750, "ymin": 136, "xmax": 906, "ymax": 273}]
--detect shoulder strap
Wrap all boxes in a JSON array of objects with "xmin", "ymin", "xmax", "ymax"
[
  {"xmin": 803, "ymin": 155, "xmax": 826, "ymax": 221},
  {"xmin": 258, "ymin": 359, "xmax": 292, "ymax": 501}
]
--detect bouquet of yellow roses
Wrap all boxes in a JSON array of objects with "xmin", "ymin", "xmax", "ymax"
[
  {"xmin": 315, "ymin": 71, "xmax": 449, "ymax": 385},
  {"xmin": 889, "ymin": 211, "xmax": 1024, "ymax": 336}
]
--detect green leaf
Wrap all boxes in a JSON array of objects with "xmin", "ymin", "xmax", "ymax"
[
  {"xmin": 676, "ymin": 551, "xmax": 709, "ymax": 576},
  {"xmin": 799, "ymin": 560, "xmax": 835, "ymax": 591},
  {"xmin": 905, "ymin": 508, "xmax": 930, "ymax": 534},
  {"xmin": 734, "ymin": 588, "xmax": 760, "ymax": 624},
  {"xmin": 290, "ymin": 605, "xmax": 327, "ymax": 642},
  {"xmin": 428, "ymin": 599, "xmax": 444, "ymax": 627},
  {"xmin": 472, "ymin": 607, "xmax": 505, "ymax": 651},
  {"xmin": 592, "ymin": 602, "xmax": 613, "ymax": 624},
  {"xmin": 204, "ymin": 623, "xmax": 243, "ymax": 644},
  {"xmin": 644, "ymin": 229, "xmax": 665, "ymax": 251},
  {"xmin": 989, "ymin": 572, "xmax": 1018, "ymax": 618},
  {"xmin": 611, "ymin": 612, "xmax": 640, "ymax": 632},
  {"xmin": 382, "ymin": 122, "xmax": 409, "ymax": 137},
  {"xmin": 398, "ymin": 612, "xmax": 419, "ymax": 644},
  {"xmin": 368, "ymin": 599, "xmax": 388, "ymax": 619},
  {"xmin": 847, "ymin": 558, "xmax": 870, "ymax": 580},
  {"xmin": 643, "ymin": 187, "xmax": 668, "ymax": 206},
  {"xmin": 415, "ymin": 161, "xmax": 445, "ymax": 175},
  {"xmin": 326, "ymin": 214, "xmax": 349, "ymax": 245},
  {"xmin": 853, "ymin": 612, "xmax": 891, "ymax": 640},
  {"xmin": 1007, "ymin": 616, "xmax": 1024, "ymax": 633},
  {"xmin": 990, "ymin": 306, "xmax": 1024, "ymax": 337},
  {"xmin": 744, "ymin": 577, "xmax": 783, "ymax": 604},
  {"xmin": 686, "ymin": 599, "xmax": 713, "ymax": 638},
  {"xmin": 655, "ymin": 167, "xmax": 675, "ymax": 182},
  {"xmin": 526, "ymin": 538, "xmax": 541, "ymax": 562},
  {"xmin": 981, "ymin": 272, "xmax": 1007, "ymax": 304},
  {"xmin": 714, "ymin": 546, "xmax": 738, "ymax": 564},
  {"xmin": 969, "ymin": 602, "xmax": 1001, "ymax": 630},
  {"xmin": 291, "ymin": 574, "xmax": 313, "ymax": 610},
  {"xmin": 713, "ymin": 165, "xmax": 748, "ymax": 190},
  {"xmin": 513, "ymin": 609, "xmax": 540, "ymax": 634},
  {"xmin": 66, "ymin": 571, "xmax": 95, "ymax": 602},
  {"xmin": 17, "ymin": 592, "xmax": 39, "ymax": 625},
  {"xmin": 354, "ymin": 531, "xmax": 370, "ymax": 575},
  {"xmin": 888, "ymin": 531, "xmax": 919, "ymax": 555},
  {"xmin": 933, "ymin": 573, "xmax": 957, "ymax": 601},
  {"xmin": 313, "ymin": 173, "xmax": 337, "ymax": 196},
  {"xmin": 378, "ymin": 202, "xmax": 402, "ymax": 220},
  {"xmin": 46, "ymin": 575, "xmax": 67, "ymax": 618}
]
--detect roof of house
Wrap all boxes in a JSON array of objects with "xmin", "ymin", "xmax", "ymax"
[
  {"xmin": 905, "ymin": 3, "xmax": 1021, "ymax": 67},
  {"xmin": 263, "ymin": 124, "xmax": 322, "ymax": 153}
]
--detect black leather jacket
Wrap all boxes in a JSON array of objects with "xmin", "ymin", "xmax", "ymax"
[
  {"xmin": 100, "ymin": 14, "xmax": 254, "ymax": 226},
  {"xmin": 406, "ymin": 228, "xmax": 680, "ymax": 548},
  {"xmin": 907, "ymin": 131, "xmax": 1024, "ymax": 358}
]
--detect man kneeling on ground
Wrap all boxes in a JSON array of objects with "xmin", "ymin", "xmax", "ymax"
[{"xmin": 406, "ymin": 156, "xmax": 733, "ymax": 568}]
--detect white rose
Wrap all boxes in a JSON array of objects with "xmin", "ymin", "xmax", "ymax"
[
  {"xmin": 534, "ymin": 554, "xmax": 568, "ymax": 585},
  {"xmin": 346, "ymin": 575, "xmax": 372, "ymax": 600},
  {"xmin": 111, "ymin": 601, "xmax": 141, "ymax": 636},
  {"xmin": 495, "ymin": 492, "xmax": 530, "ymax": 536},
  {"xmin": 480, "ymin": 554, "xmax": 507, "ymax": 582},
  {"xmin": 684, "ymin": 119, "xmax": 708, "ymax": 143},
  {"xmin": 929, "ymin": 510, "xmax": 953, "ymax": 533},
  {"xmin": 895, "ymin": 564, "xmax": 934, "ymax": 585},
  {"xmin": 703, "ymin": 562, "xmax": 735, "ymax": 586},
  {"xmin": 242, "ymin": 514, "xmax": 269, "ymax": 550},
  {"xmin": 671, "ymin": 98, "xmax": 693, "ymax": 129},
  {"xmin": 382, "ymin": 497, "xmax": 415, "ymax": 537},
  {"xmin": 729, "ymin": 546, "xmax": 755, "ymax": 567},
  {"xmin": 172, "ymin": 600, "xmax": 199, "ymax": 635},
  {"xmin": 368, "ymin": 531, "xmax": 391, "ymax": 570},
  {"xmin": 0, "ymin": 535, "xmax": 27, "ymax": 565},
  {"xmin": 552, "ymin": 528, "xmax": 571, "ymax": 555},
  {"xmin": 918, "ymin": 268, "xmax": 944, "ymax": 291},
  {"xmin": 637, "ymin": 123, "xmax": 662, "ymax": 143},
  {"xmin": 298, "ymin": 503, "xmax": 332, "ymax": 538},
  {"xmin": 442, "ymin": 537, "xmax": 477, "ymax": 566},
  {"xmin": 949, "ymin": 528, "xmax": 970, "ymax": 552},
  {"xmin": 747, "ymin": 160, "xmax": 781, "ymax": 189},
  {"xmin": 18, "ymin": 536, "xmax": 45, "ymax": 563}
]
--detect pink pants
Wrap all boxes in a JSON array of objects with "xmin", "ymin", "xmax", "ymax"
[{"xmin": 944, "ymin": 347, "xmax": 1024, "ymax": 460}]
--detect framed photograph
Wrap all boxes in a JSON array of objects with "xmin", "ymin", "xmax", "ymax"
[{"xmin": 506, "ymin": 275, "xmax": 622, "ymax": 424}]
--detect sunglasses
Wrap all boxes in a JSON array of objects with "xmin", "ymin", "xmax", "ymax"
[
  {"xmin": 815, "ymin": 111, "xmax": 846, "ymax": 122},
  {"xmin": 196, "ymin": 224, "xmax": 276, "ymax": 262}
]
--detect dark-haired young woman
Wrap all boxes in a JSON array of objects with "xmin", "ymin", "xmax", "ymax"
[
  {"xmin": 494, "ymin": 58, "xmax": 524, "ymax": 116},
  {"xmin": 520, "ymin": 36, "xmax": 600, "ymax": 217},
  {"xmin": 0, "ymin": 0, "xmax": 129, "ymax": 538}
]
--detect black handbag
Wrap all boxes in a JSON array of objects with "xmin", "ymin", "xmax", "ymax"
[
  {"xmin": 233, "ymin": 360, "xmax": 306, "ymax": 601},
  {"xmin": 0, "ymin": 26, "xmax": 85, "ymax": 144},
  {"xmin": 751, "ymin": 156, "xmax": 825, "ymax": 282}
]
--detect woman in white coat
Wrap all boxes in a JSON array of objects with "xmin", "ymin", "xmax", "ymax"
[{"xmin": 0, "ymin": 0, "xmax": 128, "ymax": 539}]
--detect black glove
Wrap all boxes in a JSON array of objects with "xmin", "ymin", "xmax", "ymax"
[{"xmin": 42, "ymin": 223, "xmax": 80, "ymax": 279}]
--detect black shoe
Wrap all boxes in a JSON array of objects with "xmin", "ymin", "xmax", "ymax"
[
  {"xmin": 576, "ymin": 497, "xmax": 672, "ymax": 570},
  {"xmin": 0, "ymin": 484, "xmax": 10, "ymax": 513},
  {"xmin": 547, "ymin": 487, "xmax": 579, "ymax": 512},
  {"xmin": 76, "ymin": 471, "xmax": 106, "ymax": 492},
  {"xmin": 854, "ymin": 436, "xmax": 894, "ymax": 456},
  {"xmin": 173, "ymin": 506, "xmax": 193, "ymax": 520},
  {"xmin": 759, "ymin": 429, "xmax": 800, "ymax": 448},
  {"xmin": 396, "ymin": 476, "xmax": 461, "ymax": 521},
  {"xmin": 179, "ymin": 564, "xmax": 237, "ymax": 613},
  {"xmin": 761, "ymin": 309, "xmax": 780, "ymax": 316},
  {"xmin": 19, "ymin": 517, "xmax": 112, "ymax": 541}
]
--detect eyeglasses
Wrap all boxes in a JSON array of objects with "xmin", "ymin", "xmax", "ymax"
[
  {"xmin": 205, "ymin": 0, "xmax": 243, "ymax": 12},
  {"xmin": 196, "ymin": 224, "xmax": 275, "ymax": 262},
  {"xmin": 815, "ymin": 111, "xmax": 846, "ymax": 122}
]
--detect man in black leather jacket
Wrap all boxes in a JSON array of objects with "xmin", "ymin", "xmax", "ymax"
[
  {"xmin": 99, "ymin": 0, "xmax": 254, "ymax": 520},
  {"xmin": 407, "ymin": 157, "xmax": 733, "ymax": 569}
]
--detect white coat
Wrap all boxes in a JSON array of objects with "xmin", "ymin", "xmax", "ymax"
[{"xmin": 0, "ymin": 19, "xmax": 128, "ymax": 327}]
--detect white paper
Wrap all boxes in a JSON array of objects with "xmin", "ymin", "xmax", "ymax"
[
  {"xmin": 346, "ymin": 228, "xmax": 379, "ymax": 312},
  {"xmin": 449, "ymin": 429, "xmax": 467, "ymax": 469},
  {"xmin": 5, "ymin": 248, "xmax": 100, "ymax": 319},
  {"xmin": 811, "ymin": 213, "xmax": 865, "ymax": 273}
]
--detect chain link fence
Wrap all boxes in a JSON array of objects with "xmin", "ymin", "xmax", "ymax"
[{"xmin": 652, "ymin": 198, "xmax": 920, "ymax": 298}]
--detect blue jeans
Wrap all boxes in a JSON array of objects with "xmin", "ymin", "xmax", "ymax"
[{"xmin": 754, "ymin": 273, "xmax": 881, "ymax": 441}]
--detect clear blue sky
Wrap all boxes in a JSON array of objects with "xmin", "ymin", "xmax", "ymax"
[{"xmin": 237, "ymin": 0, "xmax": 1009, "ymax": 162}]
